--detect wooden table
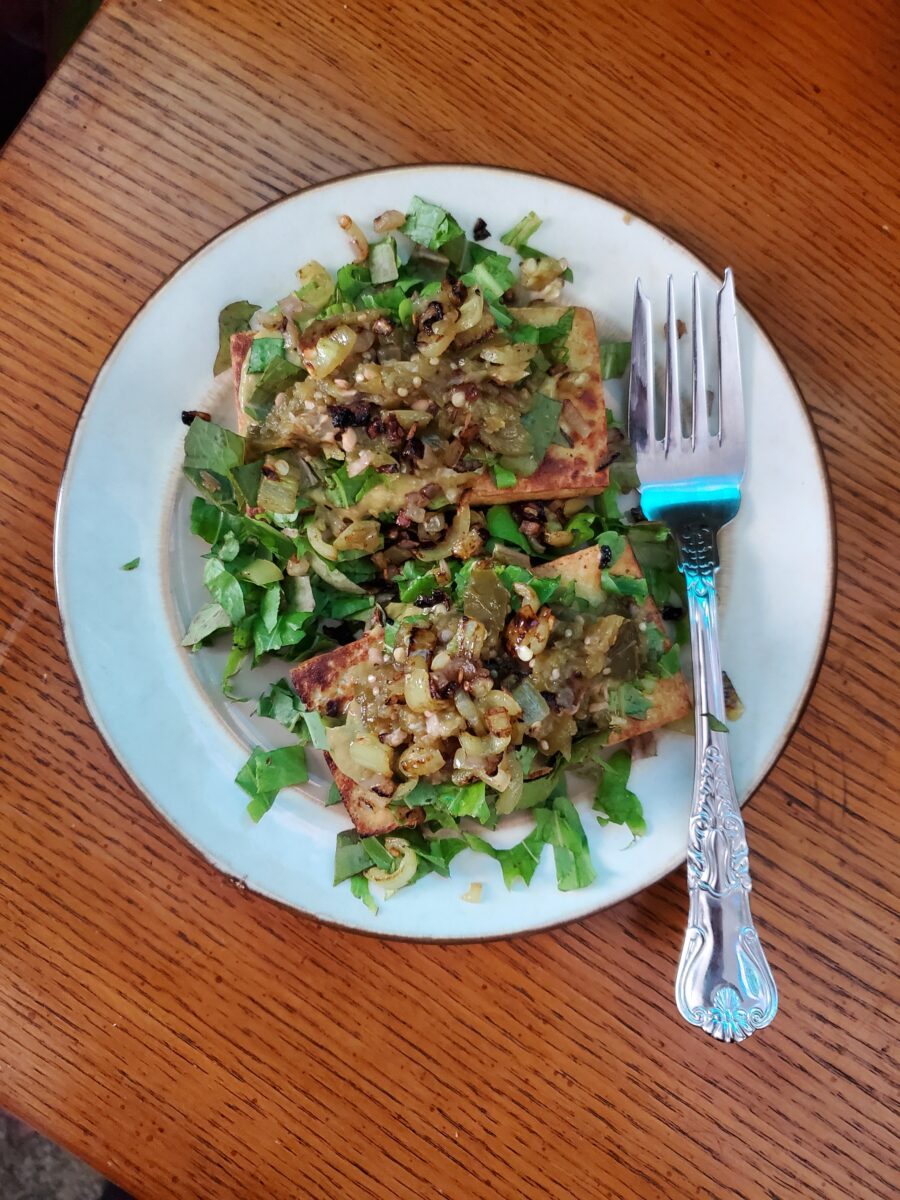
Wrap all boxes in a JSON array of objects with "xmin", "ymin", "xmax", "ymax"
[{"xmin": 1, "ymin": 2, "xmax": 897, "ymax": 1196}]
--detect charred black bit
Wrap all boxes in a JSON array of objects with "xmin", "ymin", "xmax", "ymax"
[
  {"xmin": 372, "ymin": 316, "xmax": 395, "ymax": 335},
  {"xmin": 324, "ymin": 698, "xmax": 342, "ymax": 718},
  {"xmin": 599, "ymin": 544, "xmax": 613, "ymax": 568},
  {"xmin": 181, "ymin": 409, "xmax": 211, "ymax": 425},
  {"xmin": 661, "ymin": 604, "xmax": 683, "ymax": 621},
  {"xmin": 401, "ymin": 434, "xmax": 425, "ymax": 464},
  {"xmin": 419, "ymin": 300, "xmax": 444, "ymax": 334},
  {"xmin": 330, "ymin": 400, "xmax": 373, "ymax": 430},
  {"xmin": 448, "ymin": 278, "xmax": 467, "ymax": 305},
  {"xmin": 419, "ymin": 589, "xmax": 451, "ymax": 609},
  {"xmin": 500, "ymin": 287, "xmax": 517, "ymax": 305},
  {"xmin": 376, "ymin": 462, "xmax": 399, "ymax": 474},
  {"xmin": 596, "ymin": 452, "xmax": 620, "ymax": 472},
  {"xmin": 261, "ymin": 464, "xmax": 280, "ymax": 480},
  {"xmin": 472, "ymin": 217, "xmax": 490, "ymax": 241},
  {"xmin": 630, "ymin": 506, "xmax": 644, "ymax": 523},
  {"xmin": 429, "ymin": 673, "xmax": 459, "ymax": 700}
]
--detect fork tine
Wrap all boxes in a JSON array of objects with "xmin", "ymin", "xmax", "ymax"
[
  {"xmin": 717, "ymin": 268, "xmax": 743, "ymax": 448},
  {"xmin": 628, "ymin": 279, "xmax": 654, "ymax": 454},
  {"xmin": 691, "ymin": 273, "xmax": 706, "ymax": 448},
  {"xmin": 664, "ymin": 276, "xmax": 679, "ymax": 452}
]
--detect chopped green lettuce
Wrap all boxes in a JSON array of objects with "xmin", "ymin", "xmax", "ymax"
[
  {"xmin": 600, "ymin": 341, "xmax": 632, "ymax": 380},
  {"xmin": 402, "ymin": 197, "xmax": 464, "ymax": 250},
  {"xmin": 247, "ymin": 337, "xmax": 285, "ymax": 374},
  {"xmin": 593, "ymin": 749, "xmax": 646, "ymax": 837},
  {"xmin": 214, "ymin": 300, "xmax": 258, "ymax": 374},
  {"xmin": 236, "ymin": 743, "xmax": 309, "ymax": 822},
  {"xmin": 485, "ymin": 505, "xmax": 532, "ymax": 553},
  {"xmin": 120, "ymin": 557, "xmax": 140, "ymax": 571}
]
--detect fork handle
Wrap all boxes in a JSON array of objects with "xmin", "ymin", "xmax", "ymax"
[{"xmin": 673, "ymin": 524, "xmax": 778, "ymax": 1041}]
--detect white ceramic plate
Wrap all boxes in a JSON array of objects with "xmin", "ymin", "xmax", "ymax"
[{"xmin": 55, "ymin": 166, "xmax": 833, "ymax": 939}]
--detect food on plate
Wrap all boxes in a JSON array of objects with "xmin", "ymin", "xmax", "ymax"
[
  {"xmin": 180, "ymin": 197, "xmax": 706, "ymax": 911},
  {"xmin": 290, "ymin": 541, "xmax": 689, "ymax": 839}
]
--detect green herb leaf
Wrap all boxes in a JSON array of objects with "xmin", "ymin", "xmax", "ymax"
[
  {"xmin": 608, "ymin": 681, "xmax": 653, "ymax": 720},
  {"xmin": 519, "ymin": 393, "xmax": 562, "ymax": 472},
  {"xmin": 594, "ymin": 749, "xmax": 646, "ymax": 837},
  {"xmin": 203, "ymin": 557, "xmax": 245, "ymax": 623},
  {"xmin": 508, "ymin": 308, "xmax": 574, "ymax": 346},
  {"xmin": 244, "ymin": 358, "xmax": 304, "ymax": 424},
  {"xmin": 323, "ymin": 464, "xmax": 381, "ymax": 508},
  {"xmin": 396, "ymin": 560, "xmax": 439, "ymax": 604},
  {"xmin": 184, "ymin": 418, "xmax": 244, "ymax": 479},
  {"xmin": 360, "ymin": 836, "xmax": 396, "ymax": 872},
  {"xmin": 462, "ymin": 827, "xmax": 547, "ymax": 889},
  {"xmin": 597, "ymin": 530, "xmax": 627, "ymax": 565},
  {"xmin": 500, "ymin": 211, "xmax": 542, "ymax": 248},
  {"xmin": 190, "ymin": 498, "xmax": 295, "ymax": 562},
  {"xmin": 349, "ymin": 874, "xmax": 378, "ymax": 913},
  {"xmin": 600, "ymin": 341, "xmax": 632, "ymax": 380},
  {"xmin": 402, "ymin": 196, "xmax": 464, "ymax": 250},
  {"xmin": 485, "ymin": 505, "xmax": 532, "ymax": 552},
  {"xmin": 657, "ymin": 644, "xmax": 681, "ymax": 677},
  {"xmin": 707, "ymin": 714, "xmax": 729, "ymax": 733},
  {"xmin": 215, "ymin": 300, "xmax": 258, "ymax": 374},
  {"xmin": 534, "ymin": 795, "xmax": 597, "ymax": 891},
  {"xmin": 601, "ymin": 569, "xmax": 649, "ymax": 601},
  {"xmin": 460, "ymin": 244, "xmax": 517, "ymax": 300},
  {"xmin": 333, "ymin": 829, "xmax": 372, "ymax": 883},
  {"xmin": 403, "ymin": 830, "xmax": 467, "ymax": 877},
  {"xmin": 257, "ymin": 679, "xmax": 306, "ymax": 731},
  {"xmin": 247, "ymin": 337, "xmax": 285, "ymax": 374},
  {"xmin": 236, "ymin": 743, "xmax": 308, "ymax": 822},
  {"xmin": 491, "ymin": 463, "xmax": 517, "ymax": 489},
  {"xmin": 181, "ymin": 601, "xmax": 231, "ymax": 647},
  {"xmin": 406, "ymin": 780, "xmax": 490, "ymax": 825},
  {"xmin": 120, "ymin": 557, "xmax": 140, "ymax": 571},
  {"xmin": 369, "ymin": 238, "xmax": 399, "ymax": 285},
  {"xmin": 252, "ymin": 610, "xmax": 315, "ymax": 658}
]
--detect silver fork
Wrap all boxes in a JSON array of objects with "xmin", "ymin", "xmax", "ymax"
[{"xmin": 628, "ymin": 271, "xmax": 778, "ymax": 1042}]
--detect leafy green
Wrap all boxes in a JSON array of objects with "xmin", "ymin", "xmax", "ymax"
[
  {"xmin": 191, "ymin": 497, "xmax": 294, "ymax": 562},
  {"xmin": 403, "ymin": 830, "xmax": 467, "ymax": 877},
  {"xmin": 505, "ymin": 393, "xmax": 562, "ymax": 476},
  {"xmin": 182, "ymin": 601, "xmax": 231, "ymax": 647},
  {"xmin": 491, "ymin": 463, "xmax": 517, "ymax": 489},
  {"xmin": 120, "ymin": 557, "xmax": 140, "ymax": 571},
  {"xmin": 257, "ymin": 678, "xmax": 305, "ymax": 731},
  {"xmin": 203, "ymin": 557, "xmax": 245, "ymax": 623},
  {"xmin": 601, "ymin": 569, "xmax": 649, "ymax": 602},
  {"xmin": 534, "ymin": 795, "xmax": 597, "ymax": 890},
  {"xmin": 599, "ymin": 341, "xmax": 632, "ymax": 380},
  {"xmin": 335, "ymin": 262, "xmax": 371, "ymax": 304},
  {"xmin": 396, "ymin": 560, "xmax": 439, "ymax": 604},
  {"xmin": 247, "ymin": 336, "xmax": 285, "ymax": 374},
  {"xmin": 230, "ymin": 460, "xmax": 263, "ymax": 508},
  {"xmin": 500, "ymin": 211, "xmax": 542, "ymax": 248},
  {"xmin": 214, "ymin": 300, "xmax": 258, "ymax": 374},
  {"xmin": 460, "ymin": 245, "xmax": 517, "ymax": 300},
  {"xmin": 323, "ymin": 463, "xmax": 381, "ymax": 508},
  {"xmin": 360, "ymin": 836, "xmax": 396, "ymax": 872},
  {"xmin": 236, "ymin": 744, "xmax": 309, "ymax": 822},
  {"xmin": 406, "ymin": 780, "xmax": 490, "ymax": 825},
  {"xmin": 707, "ymin": 714, "xmax": 729, "ymax": 733},
  {"xmin": 350, "ymin": 875, "xmax": 378, "ymax": 913},
  {"xmin": 517, "ymin": 762, "xmax": 566, "ymax": 809},
  {"xmin": 594, "ymin": 749, "xmax": 646, "ymax": 837},
  {"xmin": 508, "ymin": 309, "xmax": 574, "ymax": 346},
  {"xmin": 657, "ymin": 644, "xmax": 681, "ymax": 677},
  {"xmin": 402, "ymin": 196, "xmax": 464, "ymax": 250},
  {"xmin": 184, "ymin": 418, "xmax": 244, "ymax": 481},
  {"xmin": 597, "ymin": 530, "xmax": 626, "ymax": 565},
  {"xmin": 627, "ymin": 524, "xmax": 683, "ymax": 607},
  {"xmin": 243, "ymin": 357, "xmax": 304, "ymax": 424},
  {"xmin": 485, "ymin": 505, "xmax": 531, "ymax": 553},
  {"xmin": 495, "ymin": 563, "xmax": 562, "ymax": 608},
  {"xmin": 333, "ymin": 829, "xmax": 373, "ymax": 883},
  {"xmin": 252, "ymin": 610, "xmax": 315, "ymax": 658},
  {"xmin": 462, "ymin": 828, "xmax": 546, "ymax": 888},
  {"xmin": 369, "ymin": 238, "xmax": 399, "ymax": 285},
  {"xmin": 325, "ymin": 780, "xmax": 342, "ymax": 807},
  {"xmin": 608, "ymin": 681, "xmax": 652, "ymax": 720}
]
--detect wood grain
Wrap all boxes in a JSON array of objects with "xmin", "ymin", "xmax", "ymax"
[{"xmin": 0, "ymin": 1, "xmax": 898, "ymax": 1197}]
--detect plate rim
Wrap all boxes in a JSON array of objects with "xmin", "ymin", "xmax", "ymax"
[{"xmin": 53, "ymin": 162, "xmax": 837, "ymax": 941}]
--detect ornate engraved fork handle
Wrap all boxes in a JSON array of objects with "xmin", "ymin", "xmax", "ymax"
[{"xmin": 673, "ymin": 523, "xmax": 778, "ymax": 1041}]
